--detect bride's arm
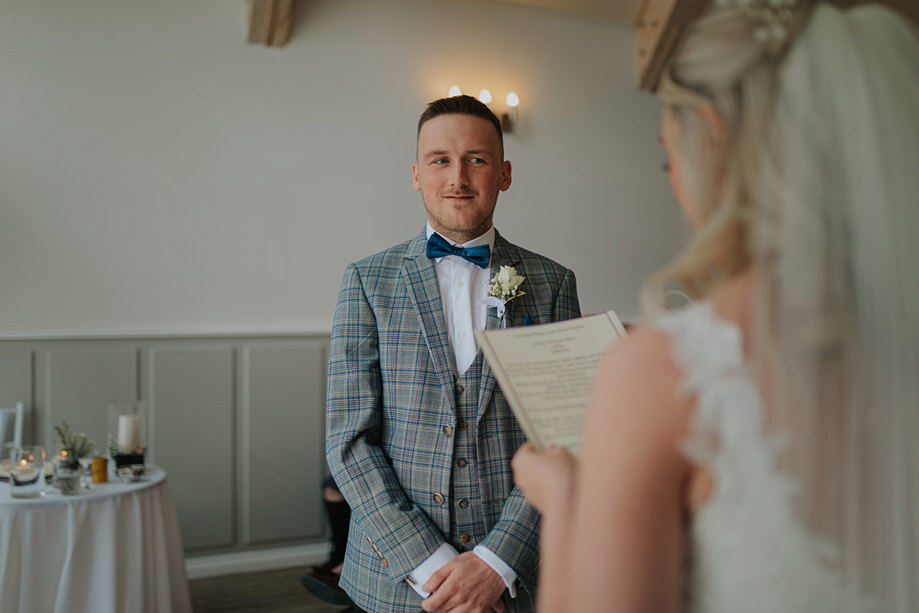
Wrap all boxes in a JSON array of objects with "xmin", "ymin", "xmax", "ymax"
[
  {"xmin": 513, "ymin": 327, "xmax": 696, "ymax": 612},
  {"xmin": 512, "ymin": 442, "xmax": 577, "ymax": 612},
  {"xmin": 568, "ymin": 327, "xmax": 695, "ymax": 612}
]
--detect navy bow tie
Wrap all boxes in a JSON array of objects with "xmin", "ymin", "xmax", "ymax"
[{"xmin": 426, "ymin": 233, "xmax": 491, "ymax": 268}]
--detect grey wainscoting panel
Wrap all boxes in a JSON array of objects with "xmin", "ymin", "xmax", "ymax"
[
  {"xmin": 0, "ymin": 333, "xmax": 333, "ymax": 560},
  {"xmin": 244, "ymin": 340, "xmax": 326, "ymax": 544},
  {"xmin": 150, "ymin": 344, "xmax": 235, "ymax": 551},
  {"xmin": 0, "ymin": 345, "xmax": 34, "ymax": 442},
  {"xmin": 35, "ymin": 345, "xmax": 138, "ymax": 452}
]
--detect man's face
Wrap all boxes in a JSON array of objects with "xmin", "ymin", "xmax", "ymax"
[{"xmin": 412, "ymin": 113, "xmax": 512, "ymax": 243}]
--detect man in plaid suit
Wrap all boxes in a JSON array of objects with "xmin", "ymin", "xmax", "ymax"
[{"xmin": 327, "ymin": 95, "xmax": 580, "ymax": 613}]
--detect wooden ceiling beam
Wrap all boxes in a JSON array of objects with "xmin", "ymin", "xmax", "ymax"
[
  {"xmin": 634, "ymin": 0, "xmax": 706, "ymax": 91},
  {"xmin": 247, "ymin": 0, "xmax": 293, "ymax": 47}
]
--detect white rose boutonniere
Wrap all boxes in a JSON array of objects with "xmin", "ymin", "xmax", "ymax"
[{"xmin": 478, "ymin": 265, "xmax": 526, "ymax": 324}]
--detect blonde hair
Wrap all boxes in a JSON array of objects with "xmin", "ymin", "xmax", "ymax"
[{"xmin": 641, "ymin": 3, "xmax": 807, "ymax": 315}]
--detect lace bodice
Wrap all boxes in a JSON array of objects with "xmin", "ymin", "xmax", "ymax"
[{"xmin": 655, "ymin": 304, "xmax": 873, "ymax": 613}]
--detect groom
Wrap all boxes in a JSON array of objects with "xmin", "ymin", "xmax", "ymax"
[{"xmin": 326, "ymin": 95, "xmax": 580, "ymax": 613}]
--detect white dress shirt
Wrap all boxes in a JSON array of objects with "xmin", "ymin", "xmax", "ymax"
[
  {"xmin": 407, "ymin": 224, "xmax": 518, "ymax": 599},
  {"xmin": 426, "ymin": 223, "xmax": 493, "ymax": 376}
]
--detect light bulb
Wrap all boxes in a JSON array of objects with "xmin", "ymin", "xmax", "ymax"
[
  {"xmin": 448, "ymin": 85, "xmax": 462, "ymax": 97},
  {"xmin": 478, "ymin": 89, "xmax": 492, "ymax": 104},
  {"xmin": 506, "ymin": 92, "xmax": 520, "ymax": 107}
]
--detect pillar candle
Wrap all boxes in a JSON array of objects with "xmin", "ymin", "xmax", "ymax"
[{"xmin": 117, "ymin": 414, "xmax": 141, "ymax": 453}]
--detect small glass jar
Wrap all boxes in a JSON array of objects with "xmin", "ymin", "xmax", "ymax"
[
  {"xmin": 53, "ymin": 447, "xmax": 83, "ymax": 495},
  {"xmin": 107, "ymin": 402, "xmax": 147, "ymax": 482}
]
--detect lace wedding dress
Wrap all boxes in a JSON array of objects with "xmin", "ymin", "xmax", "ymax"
[{"xmin": 656, "ymin": 303, "xmax": 877, "ymax": 613}]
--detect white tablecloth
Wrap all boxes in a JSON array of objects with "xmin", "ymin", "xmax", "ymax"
[{"xmin": 0, "ymin": 466, "xmax": 192, "ymax": 613}]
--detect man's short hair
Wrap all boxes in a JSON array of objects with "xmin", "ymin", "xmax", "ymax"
[{"xmin": 416, "ymin": 95, "xmax": 504, "ymax": 158}]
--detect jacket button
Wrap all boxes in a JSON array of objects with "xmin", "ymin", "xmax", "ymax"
[
  {"xmin": 458, "ymin": 499, "xmax": 469, "ymax": 508},
  {"xmin": 455, "ymin": 383, "xmax": 465, "ymax": 394},
  {"xmin": 443, "ymin": 425, "xmax": 454, "ymax": 437},
  {"xmin": 457, "ymin": 458, "xmax": 467, "ymax": 467},
  {"xmin": 456, "ymin": 420, "xmax": 467, "ymax": 430},
  {"xmin": 433, "ymin": 492, "xmax": 445, "ymax": 505},
  {"xmin": 459, "ymin": 533, "xmax": 470, "ymax": 544}
]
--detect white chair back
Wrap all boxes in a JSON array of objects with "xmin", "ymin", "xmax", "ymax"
[{"xmin": 0, "ymin": 401, "xmax": 25, "ymax": 457}]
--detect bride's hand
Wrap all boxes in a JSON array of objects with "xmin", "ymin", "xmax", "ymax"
[{"xmin": 512, "ymin": 442, "xmax": 577, "ymax": 513}]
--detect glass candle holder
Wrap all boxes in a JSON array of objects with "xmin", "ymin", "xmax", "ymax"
[
  {"xmin": 107, "ymin": 402, "xmax": 147, "ymax": 482},
  {"xmin": 9, "ymin": 446, "xmax": 46, "ymax": 498}
]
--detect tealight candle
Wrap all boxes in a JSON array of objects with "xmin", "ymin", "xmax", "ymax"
[{"xmin": 11, "ymin": 458, "xmax": 40, "ymax": 484}]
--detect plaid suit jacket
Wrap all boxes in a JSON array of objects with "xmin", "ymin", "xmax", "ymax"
[{"xmin": 326, "ymin": 229, "xmax": 580, "ymax": 612}]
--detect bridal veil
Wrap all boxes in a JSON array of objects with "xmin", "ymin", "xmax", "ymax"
[{"xmin": 755, "ymin": 3, "xmax": 919, "ymax": 610}]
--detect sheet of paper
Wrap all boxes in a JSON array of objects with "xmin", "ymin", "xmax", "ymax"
[{"xmin": 476, "ymin": 311, "xmax": 626, "ymax": 455}]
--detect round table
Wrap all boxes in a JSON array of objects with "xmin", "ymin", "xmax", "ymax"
[{"xmin": 0, "ymin": 466, "xmax": 192, "ymax": 613}]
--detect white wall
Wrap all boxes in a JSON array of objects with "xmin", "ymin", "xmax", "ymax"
[{"xmin": 0, "ymin": 0, "xmax": 682, "ymax": 334}]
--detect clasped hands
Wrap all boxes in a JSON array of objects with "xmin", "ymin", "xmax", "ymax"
[
  {"xmin": 419, "ymin": 443, "xmax": 576, "ymax": 613},
  {"xmin": 421, "ymin": 551, "xmax": 506, "ymax": 613}
]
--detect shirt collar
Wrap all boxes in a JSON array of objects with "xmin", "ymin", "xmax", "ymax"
[{"xmin": 425, "ymin": 222, "xmax": 495, "ymax": 252}]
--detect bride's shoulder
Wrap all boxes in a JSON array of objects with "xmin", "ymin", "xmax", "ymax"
[
  {"xmin": 586, "ymin": 323, "xmax": 694, "ymax": 451},
  {"xmin": 599, "ymin": 323, "xmax": 680, "ymax": 386}
]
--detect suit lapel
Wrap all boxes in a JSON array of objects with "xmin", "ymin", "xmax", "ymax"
[
  {"xmin": 402, "ymin": 231, "xmax": 458, "ymax": 412},
  {"xmin": 478, "ymin": 232, "xmax": 522, "ymax": 418}
]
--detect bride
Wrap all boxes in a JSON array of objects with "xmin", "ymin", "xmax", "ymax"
[{"xmin": 512, "ymin": 1, "xmax": 919, "ymax": 611}]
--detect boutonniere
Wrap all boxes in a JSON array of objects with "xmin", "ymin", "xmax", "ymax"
[{"xmin": 478, "ymin": 265, "xmax": 526, "ymax": 325}]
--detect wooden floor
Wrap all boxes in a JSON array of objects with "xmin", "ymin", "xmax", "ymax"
[{"xmin": 189, "ymin": 566, "xmax": 353, "ymax": 613}]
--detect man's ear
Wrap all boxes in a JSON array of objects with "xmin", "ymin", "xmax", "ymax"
[
  {"xmin": 500, "ymin": 160, "xmax": 512, "ymax": 192},
  {"xmin": 412, "ymin": 162, "xmax": 421, "ymax": 192}
]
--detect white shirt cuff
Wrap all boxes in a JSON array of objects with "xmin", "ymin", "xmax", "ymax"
[
  {"xmin": 407, "ymin": 543, "xmax": 458, "ymax": 598},
  {"xmin": 473, "ymin": 545, "xmax": 518, "ymax": 598}
]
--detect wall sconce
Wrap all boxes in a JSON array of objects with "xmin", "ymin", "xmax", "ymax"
[{"xmin": 447, "ymin": 85, "xmax": 520, "ymax": 133}]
